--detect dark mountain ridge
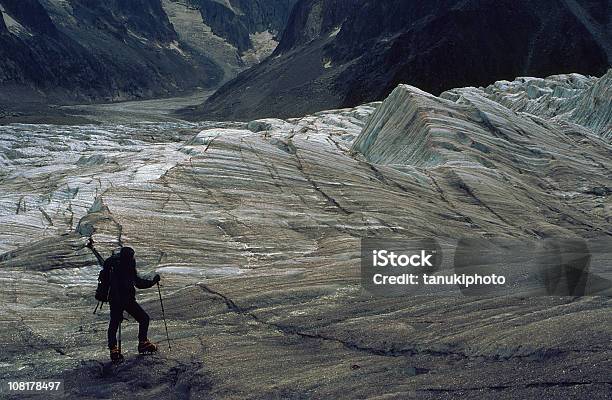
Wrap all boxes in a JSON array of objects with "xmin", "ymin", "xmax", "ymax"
[
  {"xmin": 0, "ymin": 0, "xmax": 217, "ymax": 104},
  {"xmin": 0, "ymin": 0, "xmax": 297, "ymax": 106},
  {"xmin": 192, "ymin": 0, "xmax": 611, "ymax": 121}
]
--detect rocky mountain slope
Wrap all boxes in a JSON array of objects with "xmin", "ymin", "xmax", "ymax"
[
  {"xmin": 0, "ymin": 70, "xmax": 610, "ymax": 398},
  {"xmin": 161, "ymin": 0, "xmax": 297, "ymax": 80},
  {"xmin": 193, "ymin": 0, "xmax": 612, "ymax": 120},
  {"xmin": 0, "ymin": 0, "xmax": 296, "ymax": 105}
]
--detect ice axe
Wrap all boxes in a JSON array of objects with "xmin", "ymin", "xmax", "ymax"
[{"xmin": 157, "ymin": 282, "xmax": 171, "ymax": 350}]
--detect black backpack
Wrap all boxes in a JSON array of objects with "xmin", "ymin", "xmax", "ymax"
[
  {"xmin": 95, "ymin": 268, "xmax": 111, "ymax": 302},
  {"xmin": 95, "ymin": 255, "xmax": 118, "ymax": 303}
]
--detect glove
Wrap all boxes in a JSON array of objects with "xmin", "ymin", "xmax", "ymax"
[
  {"xmin": 86, "ymin": 238, "xmax": 94, "ymax": 248},
  {"xmin": 153, "ymin": 274, "xmax": 161, "ymax": 284}
]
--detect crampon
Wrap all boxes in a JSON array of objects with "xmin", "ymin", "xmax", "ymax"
[
  {"xmin": 110, "ymin": 345, "xmax": 124, "ymax": 363},
  {"xmin": 138, "ymin": 339, "xmax": 158, "ymax": 354}
]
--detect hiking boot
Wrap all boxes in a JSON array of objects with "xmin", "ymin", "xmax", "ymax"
[
  {"xmin": 110, "ymin": 345, "xmax": 124, "ymax": 363},
  {"xmin": 138, "ymin": 339, "xmax": 158, "ymax": 354}
]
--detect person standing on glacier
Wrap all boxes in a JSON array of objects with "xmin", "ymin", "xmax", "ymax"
[{"xmin": 87, "ymin": 241, "xmax": 160, "ymax": 362}]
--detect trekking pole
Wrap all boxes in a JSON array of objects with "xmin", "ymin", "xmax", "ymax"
[
  {"xmin": 157, "ymin": 282, "xmax": 171, "ymax": 350},
  {"xmin": 118, "ymin": 317, "xmax": 122, "ymax": 354},
  {"xmin": 93, "ymin": 302, "xmax": 100, "ymax": 314}
]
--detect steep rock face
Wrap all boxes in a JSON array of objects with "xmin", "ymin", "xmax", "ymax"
[
  {"xmin": 0, "ymin": 9, "xmax": 6, "ymax": 32},
  {"xmin": 192, "ymin": 0, "xmax": 297, "ymax": 52},
  {"xmin": 159, "ymin": 0, "xmax": 297, "ymax": 81},
  {"xmin": 0, "ymin": 0, "xmax": 222, "ymax": 104},
  {"xmin": 68, "ymin": 0, "xmax": 178, "ymax": 43},
  {"xmin": 2, "ymin": 0, "xmax": 58, "ymax": 36},
  {"xmin": 273, "ymin": 0, "xmax": 351, "ymax": 53},
  {"xmin": 194, "ymin": 0, "xmax": 611, "ymax": 120},
  {"xmin": 0, "ymin": 0, "xmax": 297, "ymax": 105},
  {"xmin": 331, "ymin": 0, "xmax": 610, "ymax": 105}
]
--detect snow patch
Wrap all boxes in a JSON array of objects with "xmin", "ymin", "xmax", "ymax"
[
  {"xmin": 0, "ymin": 6, "xmax": 33, "ymax": 37},
  {"xmin": 167, "ymin": 40, "xmax": 187, "ymax": 57},
  {"xmin": 329, "ymin": 26, "xmax": 342, "ymax": 37},
  {"xmin": 157, "ymin": 265, "xmax": 246, "ymax": 277},
  {"xmin": 127, "ymin": 29, "xmax": 149, "ymax": 44},
  {"xmin": 242, "ymin": 30, "xmax": 279, "ymax": 65}
]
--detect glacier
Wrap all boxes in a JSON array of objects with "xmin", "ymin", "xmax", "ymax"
[{"xmin": 0, "ymin": 70, "xmax": 610, "ymax": 399}]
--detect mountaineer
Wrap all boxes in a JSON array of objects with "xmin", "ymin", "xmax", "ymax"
[{"xmin": 87, "ymin": 240, "xmax": 160, "ymax": 362}]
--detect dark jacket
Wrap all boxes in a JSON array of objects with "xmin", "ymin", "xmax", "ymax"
[{"xmin": 103, "ymin": 254, "xmax": 156, "ymax": 304}]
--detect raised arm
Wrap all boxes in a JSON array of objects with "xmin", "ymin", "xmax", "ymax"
[{"xmin": 86, "ymin": 238, "xmax": 106, "ymax": 267}]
